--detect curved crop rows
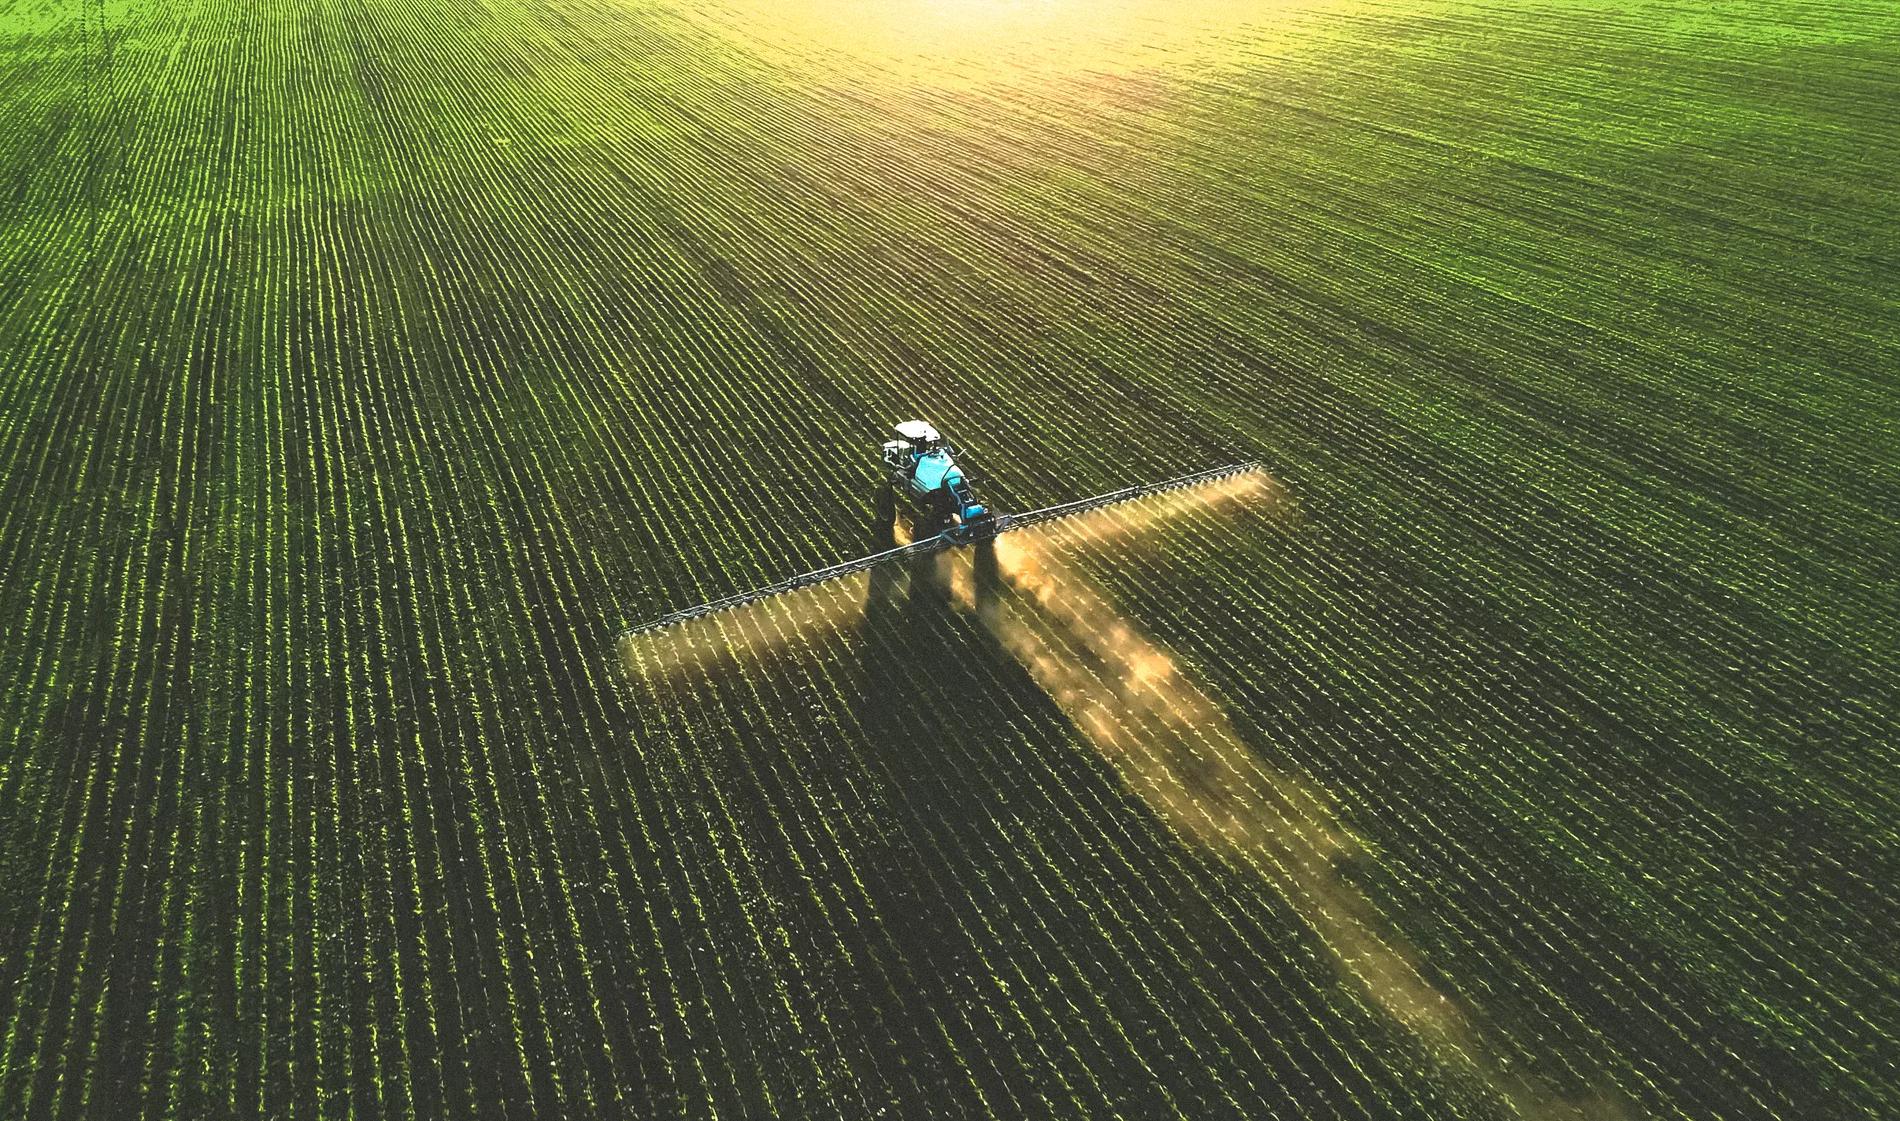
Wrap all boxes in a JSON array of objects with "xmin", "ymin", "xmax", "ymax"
[{"xmin": 1, "ymin": 0, "xmax": 1897, "ymax": 1117}]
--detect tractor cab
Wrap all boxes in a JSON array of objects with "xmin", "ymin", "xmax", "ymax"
[
  {"xmin": 881, "ymin": 420, "xmax": 943, "ymax": 470},
  {"xmin": 879, "ymin": 419, "xmax": 996, "ymax": 540}
]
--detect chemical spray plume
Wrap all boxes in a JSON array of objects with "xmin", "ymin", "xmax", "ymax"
[
  {"xmin": 620, "ymin": 572, "xmax": 874, "ymax": 679},
  {"xmin": 937, "ymin": 493, "xmax": 1628, "ymax": 1121}
]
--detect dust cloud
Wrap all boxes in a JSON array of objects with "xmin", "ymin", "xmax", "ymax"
[{"xmin": 934, "ymin": 475, "xmax": 1628, "ymax": 1121}]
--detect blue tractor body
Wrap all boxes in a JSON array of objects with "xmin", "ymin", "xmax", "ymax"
[{"xmin": 881, "ymin": 420, "xmax": 996, "ymax": 541}]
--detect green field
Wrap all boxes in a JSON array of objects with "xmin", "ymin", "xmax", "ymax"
[{"xmin": 2, "ymin": 0, "xmax": 1897, "ymax": 1116}]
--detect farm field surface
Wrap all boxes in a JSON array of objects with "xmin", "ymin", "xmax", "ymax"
[{"xmin": 2, "ymin": 0, "xmax": 1897, "ymax": 1117}]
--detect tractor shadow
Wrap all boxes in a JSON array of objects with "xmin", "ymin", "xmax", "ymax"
[{"xmin": 843, "ymin": 538, "xmax": 1154, "ymax": 1107}]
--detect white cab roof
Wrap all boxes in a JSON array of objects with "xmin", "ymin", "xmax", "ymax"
[{"xmin": 893, "ymin": 420, "xmax": 941, "ymax": 442}]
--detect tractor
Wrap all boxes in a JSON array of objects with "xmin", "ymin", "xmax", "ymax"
[{"xmin": 879, "ymin": 420, "xmax": 998, "ymax": 543}]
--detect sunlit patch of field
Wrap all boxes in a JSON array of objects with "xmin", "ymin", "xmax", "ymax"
[{"xmin": 680, "ymin": 0, "xmax": 1343, "ymax": 85}]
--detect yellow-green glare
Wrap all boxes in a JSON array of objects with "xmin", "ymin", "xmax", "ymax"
[{"xmin": 679, "ymin": 0, "xmax": 1343, "ymax": 86}]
